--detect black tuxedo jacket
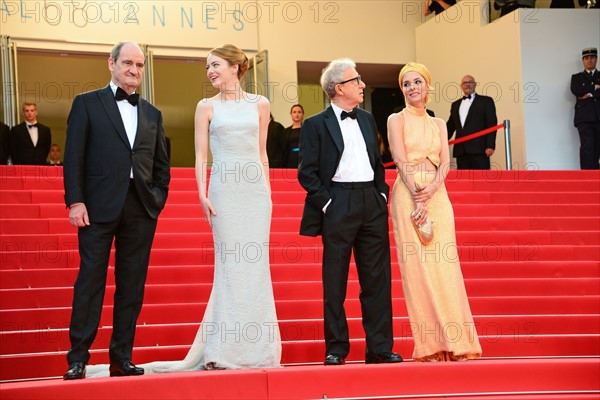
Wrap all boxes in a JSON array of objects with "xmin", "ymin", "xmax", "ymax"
[
  {"xmin": 571, "ymin": 70, "xmax": 600, "ymax": 126},
  {"xmin": 447, "ymin": 94, "xmax": 497, "ymax": 157},
  {"xmin": 0, "ymin": 122, "xmax": 9, "ymax": 165},
  {"xmin": 64, "ymin": 85, "xmax": 170, "ymax": 222},
  {"xmin": 298, "ymin": 106, "xmax": 389, "ymax": 236},
  {"xmin": 9, "ymin": 122, "xmax": 52, "ymax": 165}
]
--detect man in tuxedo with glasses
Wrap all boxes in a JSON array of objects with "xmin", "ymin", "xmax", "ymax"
[{"xmin": 298, "ymin": 58, "xmax": 402, "ymax": 367}]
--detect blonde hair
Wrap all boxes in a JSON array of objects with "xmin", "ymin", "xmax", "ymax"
[
  {"xmin": 22, "ymin": 102, "xmax": 37, "ymax": 111},
  {"xmin": 398, "ymin": 62, "xmax": 433, "ymax": 105},
  {"xmin": 208, "ymin": 44, "xmax": 249, "ymax": 80}
]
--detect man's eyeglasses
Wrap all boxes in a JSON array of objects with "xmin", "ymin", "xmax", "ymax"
[{"xmin": 337, "ymin": 75, "xmax": 362, "ymax": 85}]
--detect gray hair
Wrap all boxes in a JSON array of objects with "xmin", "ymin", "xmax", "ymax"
[
  {"xmin": 320, "ymin": 58, "xmax": 356, "ymax": 99},
  {"xmin": 110, "ymin": 41, "xmax": 141, "ymax": 62}
]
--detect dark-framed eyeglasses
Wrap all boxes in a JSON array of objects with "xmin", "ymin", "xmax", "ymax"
[{"xmin": 337, "ymin": 75, "xmax": 362, "ymax": 85}]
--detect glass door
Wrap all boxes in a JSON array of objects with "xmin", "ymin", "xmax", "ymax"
[{"xmin": 246, "ymin": 50, "xmax": 269, "ymax": 99}]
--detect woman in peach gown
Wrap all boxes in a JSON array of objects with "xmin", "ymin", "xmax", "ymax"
[{"xmin": 387, "ymin": 62, "xmax": 482, "ymax": 362}]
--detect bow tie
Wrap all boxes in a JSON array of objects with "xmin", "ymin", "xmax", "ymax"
[
  {"xmin": 115, "ymin": 87, "xmax": 139, "ymax": 106},
  {"xmin": 462, "ymin": 95, "xmax": 472, "ymax": 100},
  {"xmin": 341, "ymin": 109, "xmax": 357, "ymax": 120},
  {"xmin": 27, "ymin": 123, "xmax": 38, "ymax": 129}
]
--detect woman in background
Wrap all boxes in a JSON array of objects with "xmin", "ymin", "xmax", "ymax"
[{"xmin": 282, "ymin": 104, "xmax": 304, "ymax": 168}]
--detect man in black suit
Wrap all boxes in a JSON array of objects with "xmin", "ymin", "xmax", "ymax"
[
  {"xmin": 267, "ymin": 113, "xmax": 285, "ymax": 167},
  {"xmin": 9, "ymin": 102, "xmax": 52, "ymax": 165},
  {"xmin": 447, "ymin": 75, "xmax": 498, "ymax": 170},
  {"xmin": 298, "ymin": 58, "xmax": 402, "ymax": 367},
  {"xmin": 0, "ymin": 122, "xmax": 9, "ymax": 164},
  {"xmin": 571, "ymin": 47, "xmax": 600, "ymax": 170},
  {"xmin": 62, "ymin": 41, "xmax": 170, "ymax": 380}
]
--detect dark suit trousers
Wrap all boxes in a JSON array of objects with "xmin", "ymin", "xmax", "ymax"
[
  {"xmin": 577, "ymin": 122, "xmax": 600, "ymax": 170},
  {"xmin": 67, "ymin": 181, "xmax": 157, "ymax": 364},
  {"xmin": 457, "ymin": 154, "xmax": 491, "ymax": 170},
  {"xmin": 321, "ymin": 183, "xmax": 393, "ymax": 357}
]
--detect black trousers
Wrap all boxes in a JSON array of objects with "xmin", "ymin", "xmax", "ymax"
[
  {"xmin": 457, "ymin": 154, "xmax": 491, "ymax": 170},
  {"xmin": 577, "ymin": 121, "xmax": 600, "ymax": 170},
  {"xmin": 321, "ymin": 182, "xmax": 394, "ymax": 357},
  {"xmin": 67, "ymin": 182, "xmax": 158, "ymax": 364}
]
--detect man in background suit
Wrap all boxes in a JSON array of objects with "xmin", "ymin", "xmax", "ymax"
[
  {"xmin": 47, "ymin": 144, "xmax": 62, "ymax": 166},
  {"xmin": 267, "ymin": 113, "xmax": 285, "ymax": 167},
  {"xmin": 63, "ymin": 41, "xmax": 171, "ymax": 380},
  {"xmin": 447, "ymin": 75, "xmax": 498, "ymax": 170},
  {"xmin": 298, "ymin": 58, "xmax": 402, "ymax": 367},
  {"xmin": 0, "ymin": 122, "xmax": 9, "ymax": 164},
  {"xmin": 9, "ymin": 102, "xmax": 52, "ymax": 165},
  {"xmin": 571, "ymin": 47, "xmax": 600, "ymax": 170}
]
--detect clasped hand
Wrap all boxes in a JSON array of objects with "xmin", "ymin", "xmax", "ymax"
[{"xmin": 411, "ymin": 184, "xmax": 435, "ymax": 225}]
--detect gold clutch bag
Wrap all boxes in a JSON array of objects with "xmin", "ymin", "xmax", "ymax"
[
  {"xmin": 411, "ymin": 214, "xmax": 434, "ymax": 245},
  {"xmin": 411, "ymin": 182, "xmax": 434, "ymax": 245}
]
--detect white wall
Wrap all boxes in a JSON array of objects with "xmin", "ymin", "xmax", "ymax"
[
  {"xmin": 521, "ymin": 9, "xmax": 600, "ymax": 170},
  {"xmin": 416, "ymin": 0, "xmax": 524, "ymax": 169},
  {"xmin": 416, "ymin": 2, "xmax": 599, "ymax": 169}
]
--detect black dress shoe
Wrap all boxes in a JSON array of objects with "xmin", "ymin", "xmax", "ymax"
[
  {"xmin": 324, "ymin": 353, "xmax": 346, "ymax": 366},
  {"xmin": 63, "ymin": 361, "xmax": 86, "ymax": 380},
  {"xmin": 365, "ymin": 352, "xmax": 403, "ymax": 364},
  {"xmin": 109, "ymin": 360, "xmax": 144, "ymax": 377}
]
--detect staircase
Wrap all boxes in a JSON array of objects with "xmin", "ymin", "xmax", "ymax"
[{"xmin": 0, "ymin": 166, "xmax": 599, "ymax": 398}]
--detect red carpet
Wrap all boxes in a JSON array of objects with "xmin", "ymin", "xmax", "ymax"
[{"xmin": 1, "ymin": 166, "xmax": 599, "ymax": 399}]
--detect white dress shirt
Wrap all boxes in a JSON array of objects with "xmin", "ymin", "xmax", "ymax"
[
  {"xmin": 459, "ymin": 93, "xmax": 476, "ymax": 128},
  {"xmin": 330, "ymin": 103, "xmax": 374, "ymax": 183},
  {"xmin": 26, "ymin": 121, "xmax": 38, "ymax": 146},
  {"xmin": 322, "ymin": 104, "xmax": 377, "ymax": 213},
  {"xmin": 110, "ymin": 81, "xmax": 138, "ymax": 178}
]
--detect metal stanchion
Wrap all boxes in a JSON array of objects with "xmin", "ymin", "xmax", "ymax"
[{"xmin": 504, "ymin": 119, "xmax": 512, "ymax": 171}]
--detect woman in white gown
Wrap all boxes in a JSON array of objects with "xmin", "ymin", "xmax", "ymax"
[{"xmin": 88, "ymin": 44, "xmax": 281, "ymax": 376}]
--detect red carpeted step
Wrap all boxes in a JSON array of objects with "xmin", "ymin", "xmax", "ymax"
[
  {"xmin": 0, "ymin": 359, "xmax": 598, "ymax": 399},
  {"xmin": 0, "ymin": 219, "xmax": 53, "ymax": 235},
  {"xmin": 1, "ymin": 167, "xmax": 597, "ymax": 186},
  {"xmin": 1, "ymin": 335, "xmax": 599, "ymax": 381},
  {"xmin": 4, "ymin": 231, "xmax": 597, "ymax": 254},
  {"xmin": 21, "ymin": 189, "xmax": 577, "ymax": 205},
  {"xmin": 2, "ymin": 278, "xmax": 600, "ymax": 309},
  {"xmin": 2, "ymin": 243, "xmax": 598, "ymax": 270},
  {"xmin": 3, "ymin": 216, "xmax": 599, "ymax": 236},
  {"xmin": 3, "ymin": 314, "xmax": 599, "ymax": 356},
  {"xmin": 2, "ymin": 260, "xmax": 598, "ymax": 289},
  {"xmin": 4, "ymin": 202, "xmax": 600, "ymax": 220},
  {"xmin": 4, "ymin": 296, "xmax": 598, "ymax": 331}
]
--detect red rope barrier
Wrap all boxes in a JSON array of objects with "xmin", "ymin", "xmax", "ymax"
[
  {"xmin": 382, "ymin": 123, "xmax": 505, "ymax": 168},
  {"xmin": 448, "ymin": 123, "xmax": 504, "ymax": 145}
]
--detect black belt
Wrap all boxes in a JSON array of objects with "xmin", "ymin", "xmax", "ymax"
[{"xmin": 331, "ymin": 181, "xmax": 374, "ymax": 189}]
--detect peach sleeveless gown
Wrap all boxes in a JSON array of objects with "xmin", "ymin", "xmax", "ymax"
[{"xmin": 390, "ymin": 106, "xmax": 482, "ymax": 361}]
